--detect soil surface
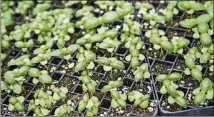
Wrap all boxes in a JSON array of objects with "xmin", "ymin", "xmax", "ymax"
[
  {"xmin": 152, "ymin": 61, "xmax": 173, "ymax": 74},
  {"xmin": 58, "ymin": 75, "xmax": 79, "ymax": 92}
]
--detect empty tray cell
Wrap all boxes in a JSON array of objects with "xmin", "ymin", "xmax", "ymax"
[
  {"xmin": 21, "ymin": 83, "xmax": 35, "ymax": 97},
  {"xmin": 2, "ymin": 96, "xmax": 10, "ymax": 105},
  {"xmin": 154, "ymin": 82, "xmax": 162, "ymax": 91},
  {"xmin": 164, "ymin": 54, "xmax": 177, "ymax": 63},
  {"xmin": 104, "ymin": 69, "xmax": 126, "ymax": 82},
  {"xmin": 131, "ymin": 82, "xmax": 152, "ymax": 94},
  {"xmin": 166, "ymin": 16, "xmax": 181, "ymax": 27},
  {"xmin": 72, "ymin": 112, "xmax": 84, "ymax": 116},
  {"xmin": 146, "ymin": 47, "xmax": 166, "ymax": 60},
  {"xmin": 74, "ymin": 85, "xmax": 83, "ymax": 94},
  {"xmin": 7, "ymin": 65, "xmax": 19, "ymax": 71},
  {"xmin": 100, "ymin": 99, "xmax": 111, "ymax": 109},
  {"xmin": 1, "ymin": 91, "xmax": 8, "ymax": 101},
  {"xmin": 51, "ymin": 72, "xmax": 63, "ymax": 81},
  {"xmin": 8, "ymin": 49, "xmax": 20, "ymax": 58},
  {"xmin": 156, "ymin": 91, "xmax": 163, "ymax": 100},
  {"xmin": 95, "ymin": 49, "xmax": 111, "ymax": 57},
  {"xmin": 185, "ymin": 35, "xmax": 195, "ymax": 45},
  {"xmin": 181, "ymin": 75, "xmax": 200, "ymax": 89},
  {"xmin": 91, "ymin": 72, "xmax": 104, "ymax": 83},
  {"xmin": 26, "ymin": 92, "xmax": 35, "ymax": 101},
  {"xmin": 50, "ymin": 57, "xmax": 63, "ymax": 66},
  {"xmin": 166, "ymin": 28, "xmax": 186, "ymax": 39},
  {"xmin": 58, "ymin": 75, "xmax": 79, "ymax": 92},
  {"xmin": 151, "ymin": 60, "xmax": 173, "ymax": 74},
  {"xmin": 123, "ymin": 78, "xmax": 134, "ymax": 87},
  {"xmin": 37, "ymin": 64, "xmax": 55, "ymax": 73},
  {"xmin": 51, "ymin": 43, "xmax": 59, "ymax": 50},
  {"xmin": 144, "ymin": 42, "xmax": 151, "ymax": 49},
  {"xmin": 116, "ymin": 47, "xmax": 127, "ymax": 55},
  {"xmin": 98, "ymin": 107, "xmax": 109, "ymax": 116},
  {"xmin": 57, "ymin": 60, "xmax": 75, "ymax": 75},
  {"xmin": 73, "ymin": 72, "xmax": 81, "ymax": 77},
  {"xmin": 174, "ymin": 56, "xmax": 185, "ymax": 70},
  {"xmin": 108, "ymin": 105, "xmax": 132, "ymax": 116},
  {"xmin": 94, "ymin": 90, "xmax": 105, "ymax": 100}
]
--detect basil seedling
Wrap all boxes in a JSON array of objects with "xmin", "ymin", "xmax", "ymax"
[
  {"xmin": 124, "ymin": 37, "xmax": 145, "ymax": 69},
  {"xmin": 54, "ymin": 104, "xmax": 73, "ymax": 116},
  {"xmin": 75, "ymin": 48, "xmax": 96, "ymax": 72},
  {"xmin": 32, "ymin": 3, "xmax": 51, "ymax": 16},
  {"xmin": 96, "ymin": 57, "xmax": 125, "ymax": 71},
  {"xmin": 101, "ymin": 80, "xmax": 123, "ymax": 92},
  {"xmin": 128, "ymin": 91, "xmax": 150, "ymax": 109},
  {"xmin": 133, "ymin": 63, "xmax": 150, "ymax": 82},
  {"xmin": 80, "ymin": 71, "xmax": 97, "ymax": 93},
  {"xmin": 193, "ymin": 78, "xmax": 213, "ymax": 105},
  {"xmin": 156, "ymin": 73, "xmax": 187, "ymax": 108},
  {"xmin": 2, "ymin": 66, "xmax": 29, "ymax": 94},
  {"xmin": 78, "ymin": 94, "xmax": 100, "ymax": 116},
  {"xmin": 1, "ymin": 53, "xmax": 7, "ymax": 62},
  {"xmin": 110, "ymin": 90, "xmax": 127, "ymax": 108},
  {"xmin": 8, "ymin": 54, "xmax": 32, "ymax": 67},
  {"xmin": 28, "ymin": 86, "xmax": 69, "ymax": 116},
  {"xmin": 49, "ymin": 44, "xmax": 80, "ymax": 60},
  {"xmin": 28, "ymin": 68, "xmax": 53, "ymax": 84},
  {"xmin": 16, "ymin": 1, "xmax": 35, "ymax": 15},
  {"xmin": 15, "ymin": 39, "xmax": 34, "ymax": 52},
  {"xmin": 8, "ymin": 96, "xmax": 25, "ymax": 112}
]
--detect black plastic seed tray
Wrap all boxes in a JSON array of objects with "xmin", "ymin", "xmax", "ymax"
[{"xmin": 1, "ymin": 0, "xmax": 214, "ymax": 116}]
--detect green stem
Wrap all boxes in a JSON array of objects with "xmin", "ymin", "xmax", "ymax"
[
  {"xmin": 110, "ymin": 70, "xmax": 113, "ymax": 78},
  {"xmin": 67, "ymin": 60, "xmax": 69, "ymax": 65},
  {"xmin": 44, "ymin": 65, "xmax": 49, "ymax": 71},
  {"xmin": 160, "ymin": 48, "xmax": 163, "ymax": 57},
  {"xmin": 140, "ymin": 79, "xmax": 143, "ymax": 88},
  {"xmin": 42, "ymin": 83, "xmax": 45, "ymax": 89}
]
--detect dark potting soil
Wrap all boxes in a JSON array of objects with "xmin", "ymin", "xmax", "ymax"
[
  {"xmin": 21, "ymin": 84, "xmax": 34, "ymax": 97},
  {"xmin": 55, "ymin": 93, "xmax": 82, "ymax": 107},
  {"xmin": 108, "ymin": 104, "xmax": 156, "ymax": 116},
  {"xmin": 72, "ymin": 112, "xmax": 84, "ymax": 116},
  {"xmin": 57, "ymin": 61, "xmax": 75, "ymax": 76},
  {"xmin": 166, "ymin": 28, "xmax": 186, "ymax": 40},
  {"xmin": 174, "ymin": 56, "xmax": 185, "ymax": 71},
  {"xmin": 103, "ymin": 69, "xmax": 125, "ymax": 82},
  {"xmin": 37, "ymin": 64, "xmax": 54, "ymax": 74},
  {"xmin": 180, "ymin": 75, "xmax": 199, "ymax": 89},
  {"xmin": 94, "ymin": 92, "xmax": 105, "ymax": 100},
  {"xmin": 58, "ymin": 75, "xmax": 79, "ymax": 92},
  {"xmin": 91, "ymin": 72, "xmax": 103, "ymax": 84},
  {"xmin": 152, "ymin": 61, "xmax": 172, "ymax": 74},
  {"xmin": 98, "ymin": 107, "xmax": 109, "ymax": 116},
  {"xmin": 147, "ymin": 48, "xmax": 165, "ymax": 60},
  {"xmin": 107, "ymin": 107, "xmax": 132, "ymax": 116},
  {"xmin": 131, "ymin": 82, "xmax": 151, "ymax": 94}
]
